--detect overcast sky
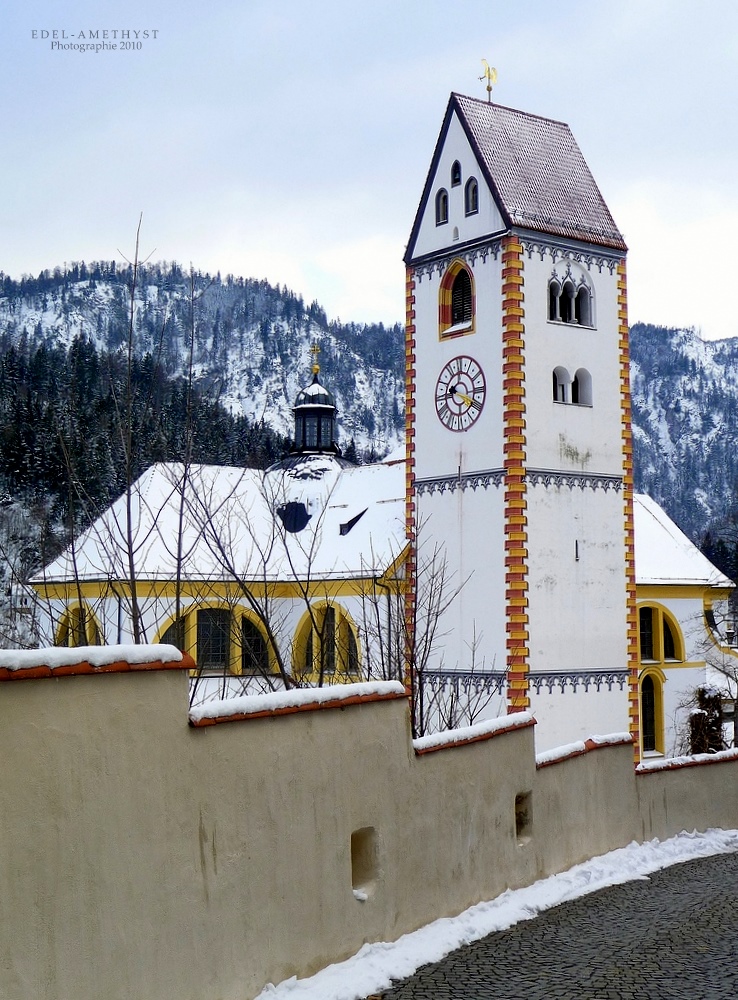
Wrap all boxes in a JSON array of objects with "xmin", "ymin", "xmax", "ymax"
[{"xmin": 2, "ymin": 1, "xmax": 737, "ymax": 339}]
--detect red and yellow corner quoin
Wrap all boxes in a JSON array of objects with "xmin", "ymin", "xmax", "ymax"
[
  {"xmin": 617, "ymin": 260, "xmax": 639, "ymax": 758},
  {"xmin": 404, "ymin": 266, "xmax": 417, "ymax": 692},
  {"xmin": 501, "ymin": 236, "xmax": 530, "ymax": 713}
]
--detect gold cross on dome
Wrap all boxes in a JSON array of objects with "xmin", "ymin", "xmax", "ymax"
[
  {"xmin": 480, "ymin": 59, "xmax": 497, "ymax": 102},
  {"xmin": 310, "ymin": 342, "xmax": 321, "ymax": 374}
]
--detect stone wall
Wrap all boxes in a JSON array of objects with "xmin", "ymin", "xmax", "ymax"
[{"xmin": 0, "ymin": 653, "xmax": 736, "ymax": 1000}]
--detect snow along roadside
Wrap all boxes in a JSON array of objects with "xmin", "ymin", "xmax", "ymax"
[{"xmin": 254, "ymin": 828, "xmax": 738, "ymax": 1000}]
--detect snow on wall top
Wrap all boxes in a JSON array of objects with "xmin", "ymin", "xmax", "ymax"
[{"xmin": 0, "ymin": 643, "xmax": 184, "ymax": 671}]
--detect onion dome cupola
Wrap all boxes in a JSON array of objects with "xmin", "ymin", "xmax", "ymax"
[{"xmin": 292, "ymin": 345, "xmax": 341, "ymax": 456}]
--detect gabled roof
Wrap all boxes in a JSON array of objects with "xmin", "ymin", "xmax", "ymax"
[
  {"xmin": 34, "ymin": 457, "xmax": 408, "ymax": 586},
  {"xmin": 635, "ymin": 494, "xmax": 733, "ymax": 589},
  {"xmin": 405, "ymin": 92, "xmax": 626, "ymax": 263}
]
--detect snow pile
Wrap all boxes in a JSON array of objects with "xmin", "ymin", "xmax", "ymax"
[
  {"xmin": 637, "ymin": 746, "xmax": 738, "ymax": 772},
  {"xmin": 413, "ymin": 712, "xmax": 533, "ymax": 753},
  {"xmin": 536, "ymin": 740, "xmax": 586, "ymax": 766},
  {"xmin": 0, "ymin": 644, "xmax": 183, "ymax": 671},
  {"xmin": 254, "ymin": 828, "xmax": 738, "ymax": 1000},
  {"xmin": 189, "ymin": 680, "xmax": 406, "ymax": 724},
  {"xmin": 588, "ymin": 732, "xmax": 632, "ymax": 746}
]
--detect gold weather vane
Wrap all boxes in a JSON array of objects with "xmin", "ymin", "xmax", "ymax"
[
  {"xmin": 310, "ymin": 342, "xmax": 321, "ymax": 375},
  {"xmin": 479, "ymin": 59, "xmax": 497, "ymax": 102}
]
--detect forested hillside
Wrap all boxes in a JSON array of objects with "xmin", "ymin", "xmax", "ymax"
[
  {"xmin": 630, "ymin": 322, "xmax": 738, "ymax": 548},
  {"xmin": 0, "ymin": 262, "xmax": 404, "ymax": 453}
]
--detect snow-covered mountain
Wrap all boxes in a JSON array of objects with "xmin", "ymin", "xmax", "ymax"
[
  {"xmin": 0, "ymin": 262, "xmax": 405, "ymax": 458},
  {"xmin": 630, "ymin": 322, "xmax": 738, "ymax": 542}
]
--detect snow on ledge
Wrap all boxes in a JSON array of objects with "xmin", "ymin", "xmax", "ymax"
[
  {"xmin": 637, "ymin": 747, "xmax": 738, "ymax": 773},
  {"xmin": 536, "ymin": 732, "xmax": 633, "ymax": 768},
  {"xmin": 588, "ymin": 732, "xmax": 633, "ymax": 746},
  {"xmin": 0, "ymin": 644, "xmax": 185, "ymax": 675},
  {"xmin": 189, "ymin": 680, "xmax": 407, "ymax": 726},
  {"xmin": 412, "ymin": 712, "xmax": 534, "ymax": 754}
]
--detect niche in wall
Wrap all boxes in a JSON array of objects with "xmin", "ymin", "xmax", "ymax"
[
  {"xmin": 515, "ymin": 791, "xmax": 533, "ymax": 846},
  {"xmin": 351, "ymin": 826, "xmax": 379, "ymax": 900}
]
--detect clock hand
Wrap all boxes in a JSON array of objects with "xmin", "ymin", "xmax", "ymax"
[{"xmin": 450, "ymin": 387, "xmax": 481, "ymax": 409}]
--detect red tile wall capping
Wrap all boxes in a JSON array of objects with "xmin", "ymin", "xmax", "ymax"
[
  {"xmin": 0, "ymin": 652, "xmax": 197, "ymax": 682},
  {"xmin": 189, "ymin": 688, "xmax": 409, "ymax": 728},
  {"xmin": 535, "ymin": 735, "xmax": 634, "ymax": 770},
  {"xmin": 413, "ymin": 715, "xmax": 536, "ymax": 756},
  {"xmin": 501, "ymin": 236, "xmax": 530, "ymax": 713},
  {"xmin": 404, "ymin": 266, "xmax": 417, "ymax": 695},
  {"xmin": 617, "ymin": 260, "xmax": 640, "ymax": 762}
]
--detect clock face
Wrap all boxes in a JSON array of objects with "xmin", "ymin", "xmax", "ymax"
[{"xmin": 435, "ymin": 356, "xmax": 486, "ymax": 431}]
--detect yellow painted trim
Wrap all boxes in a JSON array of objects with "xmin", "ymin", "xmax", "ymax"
[
  {"xmin": 377, "ymin": 543, "xmax": 411, "ymax": 587},
  {"xmin": 35, "ymin": 575, "xmax": 387, "ymax": 604},
  {"xmin": 637, "ymin": 584, "xmax": 732, "ymax": 601},
  {"xmin": 648, "ymin": 659, "xmax": 707, "ymax": 670}
]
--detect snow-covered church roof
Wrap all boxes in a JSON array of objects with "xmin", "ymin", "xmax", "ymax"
[
  {"xmin": 35, "ymin": 464, "xmax": 728, "ymax": 595},
  {"xmin": 35, "ymin": 455, "xmax": 407, "ymax": 586},
  {"xmin": 634, "ymin": 493, "xmax": 732, "ymax": 589}
]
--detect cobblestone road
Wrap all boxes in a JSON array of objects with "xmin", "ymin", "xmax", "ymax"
[{"xmin": 367, "ymin": 851, "xmax": 738, "ymax": 999}]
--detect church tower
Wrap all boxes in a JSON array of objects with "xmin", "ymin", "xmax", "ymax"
[{"xmin": 404, "ymin": 93, "xmax": 636, "ymax": 749}]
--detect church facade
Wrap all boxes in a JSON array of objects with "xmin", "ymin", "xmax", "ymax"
[{"xmin": 29, "ymin": 91, "xmax": 736, "ymax": 756}]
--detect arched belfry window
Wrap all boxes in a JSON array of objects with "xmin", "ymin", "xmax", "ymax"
[
  {"xmin": 438, "ymin": 260, "xmax": 475, "ymax": 338},
  {"xmin": 572, "ymin": 368, "xmax": 592, "ymax": 406},
  {"xmin": 548, "ymin": 266, "xmax": 595, "ymax": 327},
  {"xmin": 552, "ymin": 366, "xmax": 570, "ymax": 403},
  {"xmin": 435, "ymin": 188, "xmax": 448, "ymax": 226},
  {"xmin": 575, "ymin": 285, "xmax": 592, "ymax": 326},
  {"xmin": 451, "ymin": 270, "xmax": 472, "ymax": 325},
  {"xmin": 560, "ymin": 280, "xmax": 575, "ymax": 323},
  {"xmin": 451, "ymin": 161, "xmax": 461, "ymax": 187},
  {"xmin": 464, "ymin": 177, "xmax": 478, "ymax": 216}
]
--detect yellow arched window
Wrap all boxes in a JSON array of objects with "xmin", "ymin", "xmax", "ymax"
[
  {"xmin": 159, "ymin": 608, "xmax": 277, "ymax": 676},
  {"xmin": 639, "ymin": 668, "xmax": 666, "ymax": 755},
  {"xmin": 55, "ymin": 605, "xmax": 102, "ymax": 647},
  {"xmin": 438, "ymin": 259, "xmax": 475, "ymax": 339},
  {"xmin": 294, "ymin": 604, "xmax": 360, "ymax": 684},
  {"xmin": 637, "ymin": 604, "xmax": 684, "ymax": 664}
]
